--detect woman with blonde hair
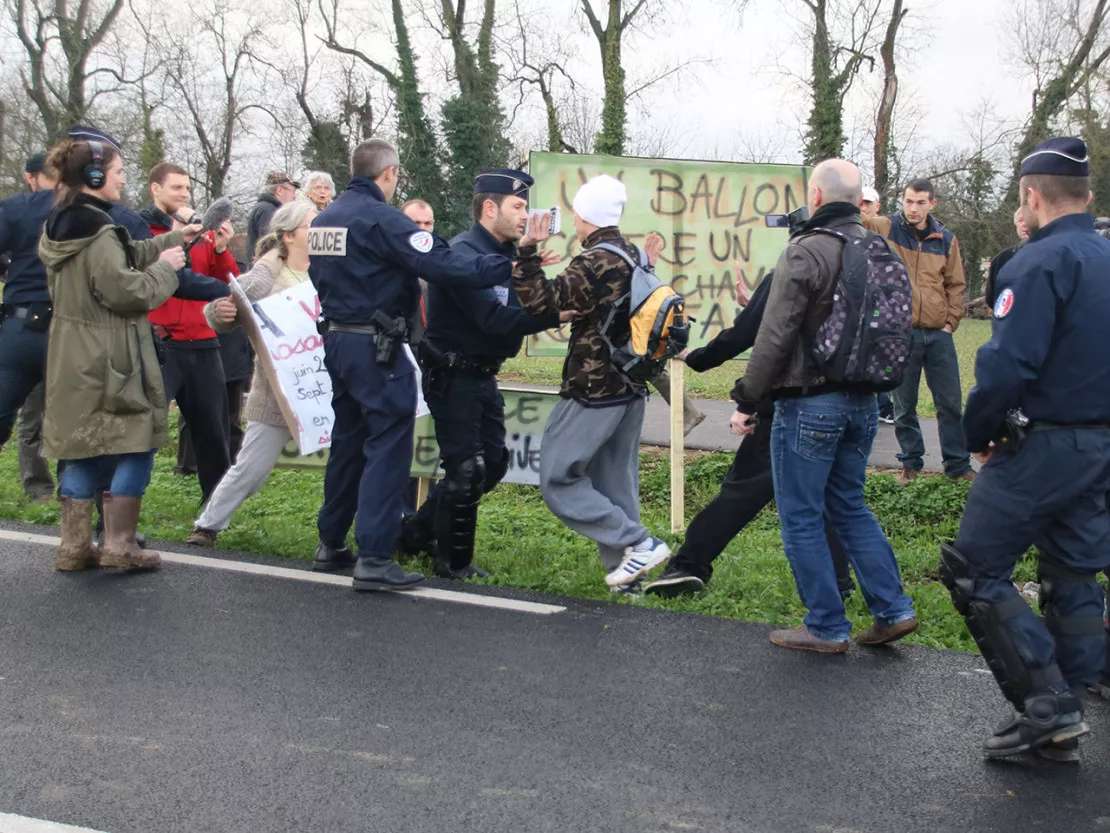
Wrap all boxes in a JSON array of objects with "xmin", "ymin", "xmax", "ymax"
[
  {"xmin": 185, "ymin": 199, "xmax": 319, "ymax": 547},
  {"xmin": 38, "ymin": 132, "xmax": 200, "ymax": 571}
]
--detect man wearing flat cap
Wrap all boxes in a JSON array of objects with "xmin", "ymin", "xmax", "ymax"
[
  {"xmin": 0, "ymin": 151, "xmax": 60, "ymax": 501},
  {"xmin": 246, "ymin": 171, "xmax": 300, "ymax": 265},
  {"xmin": 401, "ymin": 168, "xmax": 566, "ymax": 579},
  {"xmin": 940, "ymin": 136, "xmax": 1110, "ymax": 764}
]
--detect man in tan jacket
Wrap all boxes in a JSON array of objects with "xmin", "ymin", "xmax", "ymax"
[{"xmin": 865, "ymin": 178, "xmax": 974, "ymax": 483}]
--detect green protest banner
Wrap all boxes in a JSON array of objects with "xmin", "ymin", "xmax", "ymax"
[
  {"xmin": 274, "ymin": 385, "xmax": 560, "ymax": 484},
  {"xmin": 525, "ymin": 152, "xmax": 809, "ymax": 355}
]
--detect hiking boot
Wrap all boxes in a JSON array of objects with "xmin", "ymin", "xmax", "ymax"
[
  {"xmin": 312, "ymin": 541, "xmax": 358, "ymax": 572},
  {"xmin": 99, "ymin": 494, "xmax": 160, "ymax": 570},
  {"xmin": 352, "ymin": 557, "xmax": 425, "ymax": 591},
  {"xmin": 949, "ymin": 470, "xmax": 977, "ymax": 483},
  {"xmin": 769, "ymin": 626, "xmax": 849, "ymax": 654},
  {"xmin": 644, "ymin": 561, "xmax": 705, "ymax": 598},
  {"xmin": 982, "ymin": 695, "xmax": 1088, "ymax": 760},
  {"xmin": 855, "ymin": 617, "xmax": 919, "ymax": 646},
  {"xmin": 56, "ymin": 497, "xmax": 100, "ymax": 571},
  {"xmin": 186, "ymin": 527, "xmax": 218, "ymax": 548},
  {"xmin": 896, "ymin": 468, "xmax": 919, "ymax": 486},
  {"xmin": 606, "ymin": 537, "xmax": 671, "ymax": 587}
]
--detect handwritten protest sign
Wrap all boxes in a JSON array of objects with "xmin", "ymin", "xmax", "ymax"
[
  {"xmin": 526, "ymin": 152, "xmax": 809, "ymax": 355},
  {"xmin": 230, "ymin": 278, "xmax": 332, "ymax": 454},
  {"xmin": 275, "ymin": 385, "xmax": 558, "ymax": 485}
]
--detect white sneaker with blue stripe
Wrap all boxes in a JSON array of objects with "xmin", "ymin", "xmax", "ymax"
[{"xmin": 605, "ymin": 537, "xmax": 671, "ymax": 587}]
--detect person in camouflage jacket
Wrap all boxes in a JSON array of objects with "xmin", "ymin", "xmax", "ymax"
[{"xmin": 512, "ymin": 174, "xmax": 671, "ymax": 590}]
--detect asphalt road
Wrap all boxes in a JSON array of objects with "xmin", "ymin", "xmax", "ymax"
[{"xmin": 0, "ymin": 523, "xmax": 1104, "ymax": 833}]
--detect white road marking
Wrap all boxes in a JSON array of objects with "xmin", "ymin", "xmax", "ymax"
[
  {"xmin": 0, "ymin": 812, "xmax": 109, "ymax": 833},
  {"xmin": 0, "ymin": 529, "xmax": 566, "ymax": 616}
]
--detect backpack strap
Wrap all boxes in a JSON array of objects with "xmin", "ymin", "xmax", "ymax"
[{"xmin": 590, "ymin": 241, "xmax": 648, "ymax": 270}]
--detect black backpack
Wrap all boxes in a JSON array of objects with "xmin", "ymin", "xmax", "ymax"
[{"xmin": 806, "ymin": 228, "xmax": 912, "ymax": 392}]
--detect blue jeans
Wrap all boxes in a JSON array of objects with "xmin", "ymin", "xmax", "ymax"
[
  {"xmin": 771, "ymin": 392, "xmax": 916, "ymax": 641},
  {"xmin": 59, "ymin": 451, "xmax": 156, "ymax": 500},
  {"xmin": 893, "ymin": 327, "xmax": 971, "ymax": 476}
]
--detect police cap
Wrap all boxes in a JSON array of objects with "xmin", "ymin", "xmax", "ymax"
[
  {"xmin": 67, "ymin": 125, "xmax": 121, "ymax": 151},
  {"xmin": 474, "ymin": 169, "xmax": 533, "ymax": 200},
  {"xmin": 1019, "ymin": 137, "xmax": 1089, "ymax": 178}
]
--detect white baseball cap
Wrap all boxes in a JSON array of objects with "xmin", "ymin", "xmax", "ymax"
[{"xmin": 862, "ymin": 186, "xmax": 881, "ymax": 203}]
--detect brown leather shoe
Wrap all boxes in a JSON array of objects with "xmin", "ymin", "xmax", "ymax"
[
  {"xmin": 949, "ymin": 470, "xmax": 976, "ymax": 483},
  {"xmin": 855, "ymin": 617, "xmax": 919, "ymax": 645},
  {"xmin": 99, "ymin": 493, "xmax": 161, "ymax": 570},
  {"xmin": 769, "ymin": 626, "xmax": 849, "ymax": 654},
  {"xmin": 56, "ymin": 497, "xmax": 100, "ymax": 571},
  {"xmin": 895, "ymin": 468, "xmax": 919, "ymax": 486}
]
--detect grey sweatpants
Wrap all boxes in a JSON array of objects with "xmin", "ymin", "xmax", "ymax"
[
  {"xmin": 196, "ymin": 421, "xmax": 292, "ymax": 532},
  {"xmin": 539, "ymin": 396, "xmax": 649, "ymax": 571}
]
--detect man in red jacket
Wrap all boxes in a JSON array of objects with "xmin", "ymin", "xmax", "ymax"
[{"xmin": 140, "ymin": 162, "xmax": 236, "ymax": 503}]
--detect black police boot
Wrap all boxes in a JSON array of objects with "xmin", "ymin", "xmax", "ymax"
[
  {"xmin": 398, "ymin": 510, "xmax": 435, "ymax": 557},
  {"xmin": 312, "ymin": 541, "xmax": 358, "ymax": 572},
  {"xmin": 352, "ymin": 556, "xmax": 425, "ymax": 592},
  {"xmin": 983, "ymin": 693, "xmax": 1089, "ymax": 759},
  {"xmin": 433, "ymin": 497, "xmax": 488, "ymax": 580}
]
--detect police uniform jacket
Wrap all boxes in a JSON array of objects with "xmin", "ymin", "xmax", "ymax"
[
  {"xmin": 425, "ymin": 222, "xmax": 558, "ymax": 360},
  {"xmin": 0, "ymin": 189, "xmax": 53, "ymax": 306},
  {"xmin": 964, "ymin": 212, "xmax": 1110, "ymax": 452},
  {"xmin": 309, "ymin": 176, "xmax": 514, "ymax": 327}
]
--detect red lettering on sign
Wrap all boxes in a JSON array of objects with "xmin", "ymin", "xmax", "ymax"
[
  {"xmin": 269, "ymin": 335, "xmax": 322, "ymax": 361},
  {"xmin": 299, "ymin": 295, "xmax": 322, "ymax": 321}
]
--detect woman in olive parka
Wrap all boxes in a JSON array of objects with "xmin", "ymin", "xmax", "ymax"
[{"xmin": 38, "ymin": 136, "xmax": 200, "ymax": 571}]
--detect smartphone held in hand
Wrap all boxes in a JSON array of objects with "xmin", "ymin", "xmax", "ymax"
[{"xmin": 528, "ymin": 207, "xmax": 561, "ymax": 236}]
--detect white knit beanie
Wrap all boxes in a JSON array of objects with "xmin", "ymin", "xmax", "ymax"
[{"xmin": 572, "ymin": 174, "xmax": 627, "ymax": 228}]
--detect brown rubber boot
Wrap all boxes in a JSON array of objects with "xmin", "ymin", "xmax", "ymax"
[
  {"xmin": 99, "ymin": 493, "xmax": 161, "ymax": 570},
  {"xmin": 55, "ymin": 497, "xmax": 101, "ymax": 571}
]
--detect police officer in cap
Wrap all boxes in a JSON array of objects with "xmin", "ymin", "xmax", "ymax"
[
  {"xmin": 0, "ymin": 151, "xmax": 59, "ymax": 473},
  {"xmin": 311, "ymin": 140, "xmax": 552, "ymax": 590},
  {"xmin": 401, "ymin": 169, "xmax": 567, "ymax": 579},
  {"xmin": 940, "ymin": 136, "xmax": 1110, "ymax": 763}
]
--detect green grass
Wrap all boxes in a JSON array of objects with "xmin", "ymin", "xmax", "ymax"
[
  {"xmin": 503, "ymin": 319, "xmax": 992, "ymax": 417},
  {"xmin": 1, "ymin": 408, "xmax": 1030, "ymax": 654}
]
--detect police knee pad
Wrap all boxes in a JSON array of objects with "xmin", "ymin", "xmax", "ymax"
[
  {"xmin": 1038, "ymin": 557, "xmax": 1105, "ymax": 640},
  {"xmin": 939, "ymin": 542, "xmax": 975, "ymax": 611},
  {"xmin": 444, "ymin": 454, "xmax": 486, "ymax": 503},
  {"xmin": 484, "ymin": 448, "xmax": 509, "ymax": 493}
]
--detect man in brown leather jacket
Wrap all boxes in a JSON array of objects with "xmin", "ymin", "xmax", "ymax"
[{"xmin": 730, "ymin": 158, "xmax": 918, "ymax": 654}]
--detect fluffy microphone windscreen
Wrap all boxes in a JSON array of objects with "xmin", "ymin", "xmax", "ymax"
[{"xmin": 201, "ymin": 197, "xmax": 234, "ymax": 232}]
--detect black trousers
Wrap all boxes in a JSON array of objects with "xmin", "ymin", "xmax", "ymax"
[
  {"xmin": 178, "ymin": 378, "xmax": 247, "ymax": 471},
  {"xmin": 162, "ymin": 346, "xmax": 230, "ymax": 503},
  {"xmin": 674, "ymin": 413, "xmax": 854, "ymax": 593}
]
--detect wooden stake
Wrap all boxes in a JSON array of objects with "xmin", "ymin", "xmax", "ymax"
[
  {"xmin": 669, "ymin": 361, "xmax": 685, "ymax": 533},
  {"xmin": 415, "ymin": 476, "xmax": 431, "ymax": 509}
]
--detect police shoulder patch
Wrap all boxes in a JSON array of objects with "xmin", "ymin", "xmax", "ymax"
[
  {"xmin": 994, "ymin": 287, "xmax": 1015, "ymax": 318},
  {"xmin": 409, "ymin": 231, "xmax": 434, "ymax": 253}
]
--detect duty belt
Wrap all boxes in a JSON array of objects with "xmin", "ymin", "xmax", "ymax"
[
  {"xmin": 452, "ymin": 355, "xmax": 503, "ymax": 376},
  {"xmin": 3, "ymin": 303, "xmax": 51, "ymax": 320},
  {"xmin": 324, "ymin": 321, "xmax": 379, "ymax": 336}
]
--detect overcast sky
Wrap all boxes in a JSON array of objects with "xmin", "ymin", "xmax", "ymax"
[{"xmin": 547, "ymin": 0, "xmax": 1036, "ymax": 172}]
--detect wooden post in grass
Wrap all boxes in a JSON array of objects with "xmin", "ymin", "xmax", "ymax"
[
  {"xmin": 669, "ymin": 361, "xmax": 685, "ymax": 532},
  {"xmin": 415, "ymin": 477, "xmax": 431, "ymax": 509}
]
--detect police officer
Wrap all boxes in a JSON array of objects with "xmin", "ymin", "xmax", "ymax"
[
  {"xmin": 941, "ymin": 137, "xmax": 1110, "ymax": 763},
  {"xmin": 310, "ymin": 139, "xmax": 551, "ymax": 590},
  {"xmin": 0, "ymin": 151, "xmax": 59, "ymax": 469},
  {"xmin": 401, "ymin": 170, "xmax": 564, "ymax": 579}
]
